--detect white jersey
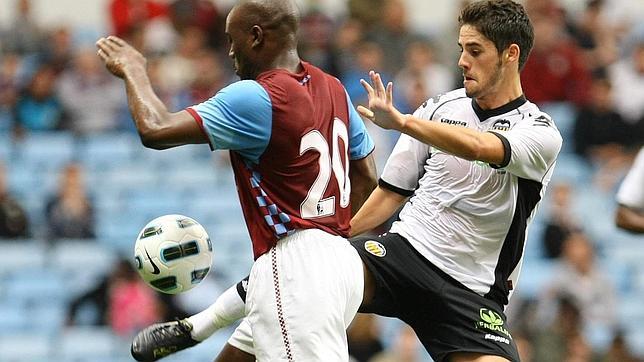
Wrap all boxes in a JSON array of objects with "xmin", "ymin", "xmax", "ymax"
[
  {"xmin": 616, "ymin": 146, "xmax": 644, "ymax": 210},
  {"xmin": 382, "ymin": 89, "xmax": 562, "ymax": 306}
]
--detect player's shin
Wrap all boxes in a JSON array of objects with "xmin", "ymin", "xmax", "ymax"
[{"xmin": 187, "ymin": 276, "xmax": 248, "ymax": 341}]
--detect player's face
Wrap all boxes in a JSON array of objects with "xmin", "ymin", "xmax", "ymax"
[
  {"xmin": 225, "ymin": 8, "xmax": 258, "ymax": 80},
  {"xmin": 457, "ymin": 25, "xmax": 504, "ymax": 99}
]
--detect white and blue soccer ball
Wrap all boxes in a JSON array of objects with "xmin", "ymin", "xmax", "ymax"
[{"xmin": 134, "ymin": 214, "xmax": 213, "ymax": 294}]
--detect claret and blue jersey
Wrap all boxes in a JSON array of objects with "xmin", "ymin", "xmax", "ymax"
[{"xmin": 186, "ymin": 62, "xmax": 374, "ymax": 259}]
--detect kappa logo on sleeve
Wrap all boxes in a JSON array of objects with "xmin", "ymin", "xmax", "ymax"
[{"xmin": 364, "ymin": 240, "xmax": 387, "ymax": 257}]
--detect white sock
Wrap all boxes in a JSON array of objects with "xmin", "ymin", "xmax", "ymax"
[{"xmin": 187, "ymin": 282, "xmax": 246, "ymax": 341}]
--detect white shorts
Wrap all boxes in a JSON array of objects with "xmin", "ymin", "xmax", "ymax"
[{"xmin": 228, "ymin": 229, "xmax": 364, "ymax": 361}]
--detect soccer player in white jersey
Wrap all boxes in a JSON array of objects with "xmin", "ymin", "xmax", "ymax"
[
  {"xmin": 132, "ymin": 1, "xmax": 561, "ymax": 361},
  {"xmin": 615, "ymin": 147, "xmax": 644, "ymax": 233}
]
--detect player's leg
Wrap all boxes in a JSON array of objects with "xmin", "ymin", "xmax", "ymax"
[
  {"xmin": 407, "ymin": 269, "xmax": 520, "ymax": 362},
  {"xmin": 214, "ymin": 317, "xmax": 255, "ymax": 361},
  {"xmin": 213, "ymin": 343, "xmax": 255, "ymax": 362},
  {"xmin": 246, "ymin": 229, "xmax": 364, "ymax": 361},
  {"xmin": 131, "ymin": 276, "xmax": 248, "ymax": 361},
  {"xmin": 448, "ymin": 352, "xmax": 511, "ymax": 362}
]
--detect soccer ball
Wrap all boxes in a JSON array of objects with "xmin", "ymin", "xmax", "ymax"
[{"xmin": 134, "ymin": 214, "xmax": 213, "ymax": 294}]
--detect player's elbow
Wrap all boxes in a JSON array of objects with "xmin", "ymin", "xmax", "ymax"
[
  {"xmin": 615, "ymin": 206, "xmax": 635, "ymax": 232},
  {"xmin": 139, "ymin": 130, "xmax": 170, "ymax": 150}
]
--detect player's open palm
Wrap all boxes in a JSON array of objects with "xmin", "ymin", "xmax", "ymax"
[
  {"xmin": 357, "ymin": 71, "xmax": 405, "ymax": 131},
  {"xmin": 96, "ymin": 36, "xmax": 146, "ymax": 79}
]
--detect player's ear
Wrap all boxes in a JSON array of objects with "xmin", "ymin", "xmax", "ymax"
[
  {"xmin": 505, "ymin": 44, "xmax": 520, "ymax": 65},
  {"xmin": 251, "ymin": 25, "xmax": 264, "ymax": 48}
]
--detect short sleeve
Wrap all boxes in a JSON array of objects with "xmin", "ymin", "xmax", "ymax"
[
  {"xmin": 186, "ymin": 80, "xmax": 272, "ymax": 163},
  {"xmin": 380, "ymin": 105, "xmax": 432, "ymax": 194},
  {"xmin": 346, "ymin": 92, "xmax": 374, "ymax": 160},
  {"xmin": 617, "ymin": 147, "xmax": 644, "ymax": 209},
  {"xmin": 489, "ymin": 114, "xmax": 563, "ymax": 181}
]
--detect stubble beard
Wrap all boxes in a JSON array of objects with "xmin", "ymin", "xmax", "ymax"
[{"xmin": 465, "ymin": 59, "xmax": 503, "ymax": 100}]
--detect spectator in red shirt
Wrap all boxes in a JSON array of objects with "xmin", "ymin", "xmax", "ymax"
[
  {"xmin": 521, "ymin": 5, "xmax": 592, "ymax": 106},
  {"xmin": 109, "ymin": 0, "xmax": 169, "ymax": 38}
]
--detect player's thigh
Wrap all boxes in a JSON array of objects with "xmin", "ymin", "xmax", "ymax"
[
  {"xmin": 246, "ymin": 229, "xmax": 364, "ymax": 361},
  {"xmin": 227, "ymin": 318, "xmax": 254, "ymax": 357},
  {"xmin": 214, "ymin": 343, "xmax": 255, "ymax": 362},
  {"xmin": 448, "ymin": 352, "xmax": 511, "ymax": 362}
]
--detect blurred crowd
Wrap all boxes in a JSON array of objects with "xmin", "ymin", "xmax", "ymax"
[{"xmin": 1, "ymin": 0, "xmax": 643, "ymax": 361}]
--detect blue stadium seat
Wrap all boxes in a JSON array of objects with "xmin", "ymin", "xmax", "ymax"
[
  {"xmin": 538, "ymin": 102, "xmax": 576, "ymax": 153},
  {"xmin": 550, "ymin": 152, "xmax": 593, "ymax": 185},
  {"xmin": 49, "ymin": 240, "xmax": 117, "ymax": 280},
  {"xmin": 513, "ymin": 258, "xmax": 556, "ymax": 299},
  {"xmin": 0, "ymin": 241, "xmax": 47, "ymax": 275},
  {"xmin": 14, "ymin": 132, "xmax": 77, "ymax": 171},
  {"xmin": 56, "ymin": 327, "xmax": 121, "ymax": 360},
  {"xmin": 28, "ymin": 302, "xmax": 67, "ymax": 335},
  {"xmin": 0, "ymin": 333, "xmax": 52, "ymax": 361},
  {"xmin": 78, "ymin": 133, "xmax": 138, "ymax": 170},
  {"xmin": 136, "ymin": 143, "xmax": 210, "ymax": 169},
  {"xmin": 0, "ymin": 134, "xmax": 13, "ymax": 161},
  {"xmin": 0, "ymin": 303, "xmax": 30, "ymax": 334},
  {"xmin": 98, "ymin": 166, "xmax": 159, "ymax": 193},
  {"xmin": 4, "ymin": 267, "xmax": 67, "ymax": 305}
]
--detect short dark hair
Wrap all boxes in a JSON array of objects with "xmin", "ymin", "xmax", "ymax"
[{"xmin": 458, "ymin": 0, "xmax": 534, "ymax": 70}]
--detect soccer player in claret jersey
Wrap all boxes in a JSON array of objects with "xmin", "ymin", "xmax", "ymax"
[
  {"xmin": 96, "ymin": 0, "xmax": 377, "ymax": 361},
  {"xmin": 125, "ymin": 0, "xmax": 562, "ymax": 361}
]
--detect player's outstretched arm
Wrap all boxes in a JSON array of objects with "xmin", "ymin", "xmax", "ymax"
[
  {"xmin": 358, "ymin": 70, "xmax": 506, "ymax": 165},
  {"xmin": 351, "ymin": 186, "xmax": 407, "ymax": 236},
  {"xmin": 615, "ymin": 205, "xmax": 644, "ymax": 233},
  {"xmin": 96, "ymin": 36, "xmax": 207, "ymax": 149}
]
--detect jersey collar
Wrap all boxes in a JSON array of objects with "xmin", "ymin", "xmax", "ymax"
[{"xmin": 471, "ymin": 94, "xmax": 527, "ymax": 122}]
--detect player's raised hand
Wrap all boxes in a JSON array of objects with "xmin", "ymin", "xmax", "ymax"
[
  {"xmin": 96, "ymin": 36, "xmax": 146, "ymax": 79},
  {"xmin": 357, "ymin": 71, "xmax": 406, "ymax": 131}
]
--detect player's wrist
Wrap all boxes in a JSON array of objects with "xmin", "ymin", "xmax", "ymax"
[{"xmin": 397, "ymin": 113, "xmax": 413, "ymax": 132}]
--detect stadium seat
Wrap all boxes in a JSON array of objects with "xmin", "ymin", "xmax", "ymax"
[
  {"xmin": 0, "ymin": 303, "xmax": 30, "ymax": 335},
  {"xmin": 4, "ymin": 267, "xmax": 67, "ymax": 305},
  {"xmin": 99, "ymin": 166, "xmax": 159, "ymax": 193},
  {"xmin": 56, "ymin": 327, "xmax": 121, "ymax": 360},
  {"xmin": 78, "ymin": 133, "xmax": 138, "ymax": 170},
  {"xmin": 14, "ymin": 132, "xmax": 77, "ymax": 171},
  {"xmin": 513, "ymin": 258, "xmax": 556, "ymax": 299},
  {"xmin": 0, "ymin": 333, "xmax": 52, "ymax": 361},
  {"xmin": 0, "ymin": 241, "xmax": 47, "ymax": 275},
  {"xmin": 538, "ymin": 102, "xmax": 576, "ymax": 153},
  {"xmin": 550, "ymin": 152, "xmax": 593, "ymax": 185},
  {"xmin": 0, "ymin": 134, "xmax": 13, "ymax": 161},
  {"xmin": 49, "ymin": 240, "xmax": 117, "ymax": 280}
]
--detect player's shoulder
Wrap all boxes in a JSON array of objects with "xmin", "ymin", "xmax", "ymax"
[
  {"xmin": 219, "ymin": 79, "xmax": 267, "ymax": 99},
  {"xmin": 414, "ymin": 88, "xmax": 469, "ymax": 120},
  {"xmin": 515, "ymin": 101, "xmax": 560, "ymax": 131}
]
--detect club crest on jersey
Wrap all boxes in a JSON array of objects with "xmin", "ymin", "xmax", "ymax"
[
  {"xmin": 364, "ymin": 240, "xmax": 386, "ymax": 257},
  {"xmin": 491, "ymin": 119, "xmax": 511, "ymax": 131}
]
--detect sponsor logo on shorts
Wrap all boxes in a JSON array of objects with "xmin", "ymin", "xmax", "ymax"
[
  {"xmin": 484, "ymin": 333, "xmax": 510, "ymax": 345},
  {"xmin": 476, "ymin": 308, "xmax": 510, "ymax": 338},
  {"xmin": 364, "ymin": 240, "xmax": 386, "ymax": 257}
]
